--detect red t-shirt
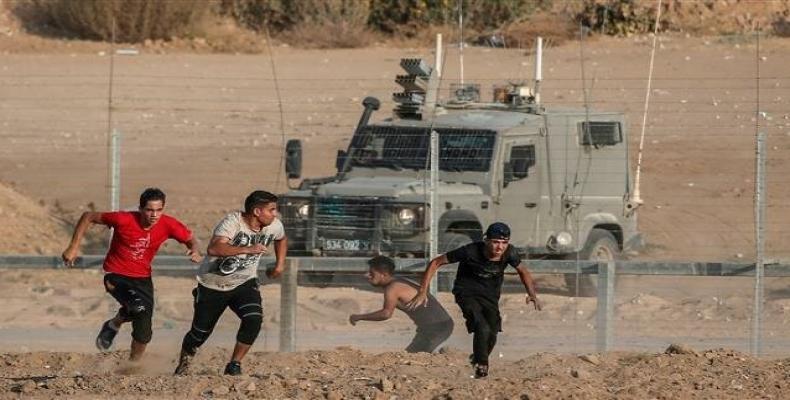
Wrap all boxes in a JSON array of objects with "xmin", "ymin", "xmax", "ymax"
[{"xmin": 101, "ymin": 211, "xmax": 192, "ymax": 278}]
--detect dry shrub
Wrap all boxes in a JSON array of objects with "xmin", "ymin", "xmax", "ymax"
[
  {"xmin": 220, "ymin": 0, "xmax": 373, "ymax": 48},
  {"xmin": 284, "ymin": 0, "xmax": 373, "ymax": 49},
  {"xmin": 775, "ymin": 12, "xmax": 790, "ymax": 37},
  {"xmin": 574, "ymin": 0, "xmax": 666, "ymax": 36},
  {"xmin": 218, "ymin": 0, "xmax": 296, "ymax": 32},
  {"xmin": 196, "ymin": 16, "xmax": 269, "ymax": 53},
  {"xmin": 28, "ymin": 0, "xmax": 211, "ymax": 42},
  {"xmin": 369, "ymin": 0, "xmax": 551, "ymax": 38},
  {"xmin": 464, "ymin": 0, "xmax": 550, "ymax": 31},
  {"xmin": 498, "ymin": 11, "xmax": 576, "ymax": 49}
]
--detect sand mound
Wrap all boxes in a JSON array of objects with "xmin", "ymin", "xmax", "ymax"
[{"xmin": 0, "ymin": 183, "xmax": 71, "ymax": 254}]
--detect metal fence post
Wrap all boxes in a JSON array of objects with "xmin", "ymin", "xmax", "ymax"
[
  {"xmin": 596, "ymin": 261, "xmax": 615, "ymax": 352},
  {"xmin": 279, "ymin": 258, "xmax": 297, "ymax": 352},
  {"xmin": 429, "ymin": 130, "xmax": 439, "ymax": 296},
  {"xmin": 751, "ymin": 131, "xmax": 766, "ymax": 356},
  {"xmin": 110, "ymin": 129, "xmax": 121, "ymax": 211}
]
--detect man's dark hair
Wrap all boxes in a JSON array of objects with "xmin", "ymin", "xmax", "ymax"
[
  {"xmin": 367, "ymin": 255, "xmax": 396, "ymax": 275},
  {"xmin": 244, "ymin": 190, "xmax": 278, "ymax": 213},
  {"xmin": 139, "ymin": 188, "xmax": 166, "ymax": 208}
]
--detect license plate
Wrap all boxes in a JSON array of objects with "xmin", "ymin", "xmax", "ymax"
[{"xmin": 324, "ymin": 239, "xmax": 370, "ymax": 251}]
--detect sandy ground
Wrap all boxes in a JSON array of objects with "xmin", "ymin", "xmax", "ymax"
[
  {"xmin": 2, "ymin": 347, "xmax": 789, "ymax": 399},
  {"xmin": 1, "ymin": 35, "xmax": 790, "ymax": 261},
  {"xmin": 0, "ymin": 268, "xmax": 789, "ymax": 398}
]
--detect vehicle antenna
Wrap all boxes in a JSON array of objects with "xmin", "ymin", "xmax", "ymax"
[{"xmin": 631, "ymin": 0, "xmax": 663, "ymax": 208}]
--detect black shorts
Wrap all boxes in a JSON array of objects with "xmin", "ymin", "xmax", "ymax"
[{"xmin": 103, "ymin": 273, "xmax": 155, "ymax": 343}]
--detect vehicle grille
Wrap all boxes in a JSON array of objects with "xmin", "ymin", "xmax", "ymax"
[{"xmin": 315, "ymin": 198, "xmax": 376, "ymax": 230}]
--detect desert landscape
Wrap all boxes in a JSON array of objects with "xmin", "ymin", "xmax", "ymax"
[{"xmin": 3, "ymin": 1, "xmax": 790, "ymax": 398}]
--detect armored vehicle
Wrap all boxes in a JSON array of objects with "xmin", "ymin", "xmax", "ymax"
[{"xmin": 278, "ymin": 56, "xmax": 641, "ymax": 295}]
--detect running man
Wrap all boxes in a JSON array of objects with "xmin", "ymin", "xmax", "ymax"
[
  {"xmin": 175, "ymin": 190, "xmax": 287, "ymax": 376},
  {"xmin": 349, "ymin": 256, "xmax": 453, "ymax": 353},
  {"xmin": 406, "ymin": 222, "xmax": 541, "ymax": 378},
  {"xmin": 62, "ymin": 188, "xmax": 202, "ymax": 361}
]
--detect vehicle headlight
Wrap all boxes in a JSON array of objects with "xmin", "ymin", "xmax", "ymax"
[
  {"xmin": 397, "ymin": 208, "xmax": 416, "ymax": 225},
  {"xmin": 547, "ymin": 231, "xmax": 574, "ymax": 251},
  {"xmin": 297, "ymin": 203, "xmax": 310, "ymax": 219}
]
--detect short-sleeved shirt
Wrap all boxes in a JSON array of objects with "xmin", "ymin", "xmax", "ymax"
[
  {"xmin": 101, "ymin": 211, "xmax": 193, "ymax": 278},
  {"xmin": 197, "ymin": 211, "xmax": 285, "ymax": 291},
  {"xmin": 446, "ymin": 241, "xmax": 522, "ymax": 301}
]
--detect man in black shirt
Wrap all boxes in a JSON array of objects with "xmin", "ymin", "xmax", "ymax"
[
  {"xmin": 349, "ymin": 256, "xmax": 454, "ymax": 353},
  {"xmin": 407, "ymin": 222, "xmax": 541, "ymax": 378}
]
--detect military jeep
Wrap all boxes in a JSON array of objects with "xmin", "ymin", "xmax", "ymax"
[{"xmin": 278, "ymin": 58, "xmax": 641, "ymax": 295}]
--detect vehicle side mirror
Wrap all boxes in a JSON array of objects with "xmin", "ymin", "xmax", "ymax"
[
  {"xmin": 285, "ymin": 139, "xmax": 302, "ymax": 179},
  {"xmin": 335, "ymin": 150, "xmax": 348, "ymax": 171}
]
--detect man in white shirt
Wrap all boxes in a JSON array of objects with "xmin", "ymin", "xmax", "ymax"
[{"xmin": 174, "ymin": 190, "xmax": 288, "ymax": 376}]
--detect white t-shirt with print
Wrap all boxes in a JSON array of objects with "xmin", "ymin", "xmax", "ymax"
[{"xmin": 197, "ymin": 211, "xmax": 285, "ymax": 291}]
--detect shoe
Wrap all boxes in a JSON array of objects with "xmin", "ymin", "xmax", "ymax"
[
  {"xmin": 224, "ymin": 361, "xmax": 242, "ymax": 376},
  {"xmin": 95, "ymin": 320, "xmax": 119, "ymax": 351},
  {"xmin": 174, "ymin": 352, "xmax": 193, "ymax": 376},
  {"xmin": 474, "ymin": 364, "xmax": 489, "ymax": 379},
  {"xmin": 468, "ymin": 354, "xmax": 475, "ymax": 365}
]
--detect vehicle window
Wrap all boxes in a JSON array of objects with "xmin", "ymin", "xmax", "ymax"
[
  {"xmin": 578, "ymin": 121, "xmax": 622, "ymax": 147},
  {"xmin": 508, "ymin": 145, "xmax": 535, "ymax": 181},
  {"xmin": 348, "ymin": 127, "xmax": 496, "ymax": 172}
]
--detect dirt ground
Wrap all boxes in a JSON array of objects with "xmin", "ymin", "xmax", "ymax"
[{"xmin": 0, "ymin": 268, "xmax": 789, "ymax": 399}]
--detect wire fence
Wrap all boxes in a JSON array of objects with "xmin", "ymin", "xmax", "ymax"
[
  {"xmin": 2, "ymin": 34, "xmax": 788, "ymax": 262},
  {"xmin": 1, "ymin": 256, "xmax": 789, "ymax": 357},
  {"xmin": 1, "ymin": 33, "xmax": 790, "ymax": 357}
]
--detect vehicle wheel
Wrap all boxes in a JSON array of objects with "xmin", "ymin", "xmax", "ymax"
[
  {"xmin": 440, "ymin": 232, "xmax": 474, "ymax": 254},
  {"xmin": 437, "ymin": 233, "xmax": 473, "ymax": 292},
  {"xmin": 564, "ymin": 229, "xmax": 620, "ymax": 297}
]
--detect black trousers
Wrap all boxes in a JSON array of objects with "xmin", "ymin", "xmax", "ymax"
[
  {"xmin": 181, "ymin": 279, "xmax": 263, "ymax": 355},
  {"xmin": 103, "ymin": 273, "xmax": 155, "ymax": 344},
  {"xmin": 455, "ymin": 294, "xmax": 501, "ymax": 366},
  {"xmin": 405, "ymin": 319, "xmax": 454, "ymax": 353}
]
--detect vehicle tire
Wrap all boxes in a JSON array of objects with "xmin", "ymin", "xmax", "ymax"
[
  {"xmin": 564, "ymin": 229, "xmax": 620, "ymax": 297},
  {"xmin": 437, "ymin": 233, "xmax": 473, "ymax": 292}
]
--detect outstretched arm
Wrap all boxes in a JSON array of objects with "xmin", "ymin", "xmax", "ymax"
[
  {"xmin": 183, "ymin": 236, "xmax": 204, "ymax": 263},
  {"xmin": 62, "ymin": 212, "xmax": 105, "ymax": 267},
  {"xmin": 515, "ymin": 263, "xmax": 541, "ymax": 311},
  {"xmin": 405, "ymin": 254, "xmax": 449, "ymax": 309},
  {"xmin": 349, "ymin": 285, "xmax": 400, "ymax": 325}
]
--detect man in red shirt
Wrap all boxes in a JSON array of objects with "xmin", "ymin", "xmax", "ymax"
[{"xmin": 62, "ymin": 188, "xmax": 202, "ymax": 361}]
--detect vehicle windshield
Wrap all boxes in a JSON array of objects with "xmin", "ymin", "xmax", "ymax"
[{"xmin": 347, "ymin": 126, "xmax": 496, "ymax": 172}]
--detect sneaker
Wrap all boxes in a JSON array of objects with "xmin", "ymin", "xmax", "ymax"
[
  {"xmin": 474, "ymin": 364, "xmax": 489, "ymax": 379},
  {"xmin": 224, "ymin": 361, "xmax": 242, "ymax": 376},
  {"xmin": 95, "ymin": 320, "xmax": 119, "ymax": 351},
  {"xmin": 174, "ymin": 353, "xmax": 193, "ymax": 376}
]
